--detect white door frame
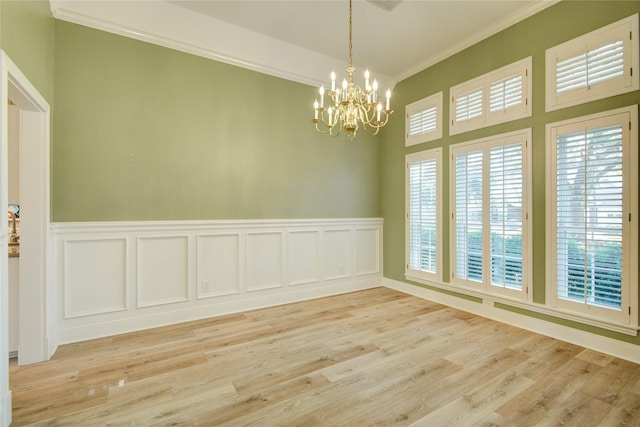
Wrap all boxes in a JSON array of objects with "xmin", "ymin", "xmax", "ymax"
[{"xmin": 0, "ymin": 50, "xmax": 52, "ymax": 427}]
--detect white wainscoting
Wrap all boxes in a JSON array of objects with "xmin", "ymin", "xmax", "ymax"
[{"xmin": 50, "ymin": 218, "xmax": 383, "ymax": 344}]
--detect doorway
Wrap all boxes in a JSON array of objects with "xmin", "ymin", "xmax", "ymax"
[{"xmin": 0, "ymin": 51, "xmax": 51, "ymax": 427}]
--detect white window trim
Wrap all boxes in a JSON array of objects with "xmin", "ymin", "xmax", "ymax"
[
  {"xmin": 405, "ymin": 147, "xmax": 443, "ymax": 283},
  {"xmin": 405, "ymin": 92, "xmax": 443, "ymax": 146},
  {"xmin": 545, "ymin": 14, "xmax": 639, "ymax": 112},
  {"xmin": 450, "ymin": 57, "xmax": 532, "ymax": 136},
  {"xmin": 546, "ymin": 105, "xmax": 638, "ymax": 328},
  {"xmin": 449, "ymin": 128, "xmax": 532, "ymax": 302}
]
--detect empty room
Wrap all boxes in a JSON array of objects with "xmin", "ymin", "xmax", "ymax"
[{"xmin": 1, "ymin": 0, "xmax": 639, "ymax": 425}]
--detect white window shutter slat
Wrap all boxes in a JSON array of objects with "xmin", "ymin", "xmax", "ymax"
[
  {"xmin": 489, "ymin": 143, "xmax": 523, "ymax": 290},
  {"xmin": 555, "ymin": 124, "xmax": 624, "ymax": 310},
  {"xmin": 408, "ymin": 158, "xmax": 438, "ymax": 273},
  {"xmin": 455, "ymin": 150, "xmax": 483, "ymax": 282},
  {"xmin": 546, "ymin": 14, "xmax": 638, "ymax": 111},
  {"xmin": 451, "ymin": 56, "xmax": 531, "ymax": 135},
  {"xmin": 405, "ymin": 92, "xmax": 443, "ymax": 146},
  {"xmin": 406, "ymin": 148, "xmax": 442, "ymax": 283}
]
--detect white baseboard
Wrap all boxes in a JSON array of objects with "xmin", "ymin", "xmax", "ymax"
[
  {"xmin": 1, "ymin": 390, "xmax": 11, "ymax": 427},
  {"xmin": 384, "ymin": 278, "xmax": 640, "ymax": 364},
  {"xmin": 57, "ymin": 277, "xmax": 379, "ymax": 344}
]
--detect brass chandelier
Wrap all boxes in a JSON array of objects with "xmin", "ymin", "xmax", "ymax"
[{"xmin": 312, "ymin": 0, "xmax": 393, "ymax": 139}]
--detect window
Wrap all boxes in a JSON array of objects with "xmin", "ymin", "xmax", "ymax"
[
  {"xmin": 546, "ymin": 106, "xmax": 638, "ymax": 326},
  {"xmin": 490, "ymin": 75, "xmax": 523, "ymax": 113},
  {"xmin": 451, "ymin": 129, "xmax": 531, "ymax": 300},
  {"xmin": 405, "ymin": 92, "xmax": 443, "ymax": 146},
  {"xmin": 406, "ymin": 148, "xmax": 442, "ymax": 283},
  {"xmin": 454, "ymin": 149, "xmax": 484, "ymax": 283},
  {"xmin": 450, "ymin": 57, "xmax": 531, "ymax": 135},
  {"xmin": 546, "ymin": 14, "xmax": 639, "ymax": 111},
  {"xmin": 455, "ymin": 88, "xmax": 483, "ymax": 123}
]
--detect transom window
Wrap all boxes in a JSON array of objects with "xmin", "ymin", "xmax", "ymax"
[
  {"xmin": 405, "ymin": 92, "xmax": 443, "ymax": 146},
  {"xmin": 546, "ymin": 14, "xmax": 639, "ymax": 111},
  {"xmin": 450, "ymin": 57, "xmax": 531, "ymax": 135}
]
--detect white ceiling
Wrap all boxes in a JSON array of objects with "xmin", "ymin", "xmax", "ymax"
[
  {"xmin": 50, "ymin": 0, "xmax": 557, "ymax": 87},
  {"xmin": 168, "ymin": 0, "xmax": 552, "ymax": 81}
]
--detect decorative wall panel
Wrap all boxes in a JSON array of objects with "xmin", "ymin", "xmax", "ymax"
[
  {"xmin": 288, "ymin": 230, "xmax": 320, "ymax": 285},
  {"xmin": 197, "ymin": 233, "xmax": 240, "ymax": 298},
  {"xmin": 137, "ymin": 236, "xmax": 189, "ymax": 307},
  {"xmin": 355, "ymin": 228, "xmax": 380, "ymax": 276},
  {"xmin": 64, "ymin": 238, "xmax": 127, "ymax": 318},
  {"xmin": 246, "ymin": 232, "xmax": 283, "ymax": 291},
  {"xmin": 324, "ymin": 229, "xmax": 351, "ymax": 280}
]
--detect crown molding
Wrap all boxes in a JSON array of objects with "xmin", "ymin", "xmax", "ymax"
[
  {"xmin": 49, "ymin": 0, "xmax": 391, "ymax": 89},
  {"xmin": 49, "ymin": 0, "xmax": 557, "ymax": 89},
  {"xmin": 394, "ymin": 0, "xmax": 560, "ymax": 83}
]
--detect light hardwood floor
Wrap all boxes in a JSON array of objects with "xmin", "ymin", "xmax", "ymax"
[{"xmin": 9, "ymin": 287, "xmax": 640, "ymax": 426}]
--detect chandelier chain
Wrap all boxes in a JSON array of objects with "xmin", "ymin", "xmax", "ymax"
[{"xmin": 348, "ymin": 0, "xmax": 353, "ymax": 69}]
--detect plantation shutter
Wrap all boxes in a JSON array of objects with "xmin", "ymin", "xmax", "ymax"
[
  {"xmin": 455, "ymin": 150, "xmax": 483, "ymax": 282},
  {"xmin": 556, "ymin": 40, "xmax": 624, "ymax": 94},
  {"xmin": 489, "ymin": 143, "xmax": 523, "ymax": 290},
  {"xmin": 555, "ymin": 124, "xmax": 623, "ymax": 309},
  {"xmin": 490, "ymin": 75, "xmax": 523, "ymax": 112},
  {"xmin": 406, "ymin": 93, "xmax": 442, "ymax": 146},
  {"xmin": 409, "ymin": 107, "xmax": 437, "ymax": 138},
  {"xmin": 455, "ymin": 89, "xmax": 483, "ymax": 123},
  {"xmin": 408, "ymin": 158, "xmax": 438, "ymax": 273}
]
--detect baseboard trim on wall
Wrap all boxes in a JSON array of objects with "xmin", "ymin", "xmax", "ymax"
[
  {"xmin": 57, "ymin": 277, "xmax": 379, "ymax": 345},
  {"xmin": 1, "ymin": 390, "xmax": 11, "ymax": 427},
  {"xmin": 384, "ymin": 278, "xmax": 640, "ymax": 364}
]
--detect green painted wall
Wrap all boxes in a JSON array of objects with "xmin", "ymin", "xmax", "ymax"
[
  {"xmin": 0, "ymin": 0, "xmax": 54, "ymax": 103},
  {"xmin": 381, "ymin": 1, "xmax": 640, "ymax": 344},
  {"xmin": 53, "ymin": 21, "xmax": 380, "ymax": 221}
]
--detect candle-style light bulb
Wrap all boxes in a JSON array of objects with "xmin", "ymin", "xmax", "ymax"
[
  {"xmin": 342, "ymin": 79, "xmax": 348, "ymax": 102},
  {"xmin": 314, "ymin": 100, "xmax": 319, "ymax": 120},
  {"xmin": 385, "ymin": 89, "xmax": 391, "ymax": 111},
  {"xmin": 328, "ymin": 107, "xmax": 333, "ymax": 125},
  {"xmin": 330, "ymin": 71, "xmax": 336, "ymax": 91},
  {"xmin": 376, "ymin": 103, "xmax": 382, "ymax": 122},
  {"xmin": 319, "ymin": 86, "xmax": 325, "ymax": 108},
  {"xmin": 364, "ymin": 69, "xmax": 370, "ymax": 90}
]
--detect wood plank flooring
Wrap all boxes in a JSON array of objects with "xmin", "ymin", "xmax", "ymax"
[{"xmin": 9, "ymin": 287, "xmax": 640, "ymax": 426}]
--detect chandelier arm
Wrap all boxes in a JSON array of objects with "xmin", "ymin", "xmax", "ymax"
[
  {"xmin": 361, "ymin": 124, "xmax": 380, "ymax": 136},
  {"xmin": 314, "ymin": 122, "xmax": 331, "ymax": 134},
  {"xmin": 318, "ymin": 106, "xmax": 340, "ymax": 128},
  {"xmin": 314, "ymin": 118, "xmax": 343, "ymax": 137},
  {"xmin": 359, "ymin": 104, "xmax": 377, "ymax": 126},
  {"xmin": 357, "ymin": 103, "xmax": 371, "ymax": 125}
]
